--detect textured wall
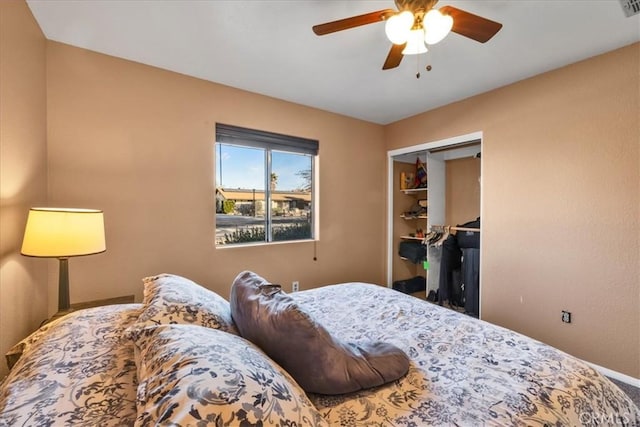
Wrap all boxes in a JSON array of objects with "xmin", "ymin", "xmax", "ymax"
[
  {"xmin": 386, "ymin": 43, "xmax": 640, "ymax": 378},
  {"xmin": 0, "ymin": 1, "xmax": 48, "ymax": 379},
  {"xmin": 44, "ymin": 41, "xmax": 387, "ymax": 312}
]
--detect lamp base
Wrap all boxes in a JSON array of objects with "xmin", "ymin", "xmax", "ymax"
[{"xmin": 58, "ymin": 257, "xmax": 70, "ymax": 311}]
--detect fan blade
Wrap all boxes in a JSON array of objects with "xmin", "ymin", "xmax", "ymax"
[
  {"xmin": 313, "ymin": 9, "xmax": 395, "ymax": 35},
  {"xmin": 439, "ymin": 5, "xmax": 502, "ymax": 43},
  {"xmin": 382, "ymin": 43, "xmax": 406, "ymax": 70}
]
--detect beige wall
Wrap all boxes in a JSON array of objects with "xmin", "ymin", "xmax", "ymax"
[
  {"xmin": 445, "ymin": 157, "xmax": 481, "ymax": 226},
  {"xmin": 44, "ymin": 42, "xmax": 387, "ymax": 312},
  {"xmin": 0, "ymin": 1, "xmax": 48, "ymax": 378},
  {"xmin": 386, "ymin": 43, "xmax": 640, "ymax": 378},
  {"xmin": 1, "ymin": 2, "xmax": 637, "ymax": 381}
]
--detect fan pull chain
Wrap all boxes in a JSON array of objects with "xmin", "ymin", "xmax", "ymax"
[
  {"xmin": 416, "ymin": 54, "xmax": 421, "ymax": 79},
  {"xmin": 425, "ymin": 48, "xmax": 432, "ymax": 73}
]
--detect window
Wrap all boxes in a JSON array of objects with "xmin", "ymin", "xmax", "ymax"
[{"xmin": 215, "ymin": 123, "xmax": 318, "ymax": 246}]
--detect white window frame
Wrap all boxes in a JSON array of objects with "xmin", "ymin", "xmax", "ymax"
[{"xmin": 215, "ymin": 123, "xmax": 318, "ymax": 247}]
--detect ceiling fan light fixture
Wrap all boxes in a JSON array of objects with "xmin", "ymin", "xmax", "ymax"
[
  {"xmin": 423, "ymin": 9, "xmax": 453, "ymax": 45},
  {"xmin": 402, "ymin": 28, "xmax": 428, "ymax": 55},
  {"xmin": 385, "ymin": 10, "xmax": 414, "ymax": 44},
  {"xmin": 311, "ymin": 3, "xmax": 503, "ymax": 71}
]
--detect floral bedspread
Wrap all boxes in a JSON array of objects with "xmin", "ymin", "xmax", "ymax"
[
  {"xmin": 1, "ymin": 283, "xmax": 637, "ymax": 427},
  {"xmin": 291, "ymin": 283, "xmax": 639, "ymax": 427},
  {"xmin": 0, "ymin": 304, "xmax": 142, "ymax": 426}
]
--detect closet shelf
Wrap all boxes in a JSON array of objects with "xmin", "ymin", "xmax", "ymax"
[
  {"xmin": 401, "ymin": 187, "xmax": 427, "ymax": 194},
  {"xmin": 400, "ymin": 214, "xmax": 428, "ymax": 220},
  {"xmin": 430, "ymin": 225, "xmax": 480, "ymax": 233}
]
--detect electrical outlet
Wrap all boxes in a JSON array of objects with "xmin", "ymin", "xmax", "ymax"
[
  {"xmin": 292, "ymin": 281, "xmax": 299, "ymax": 292},
  {"xmin": 561, "ymin": 310, "xmax": 571, "ymax": 323}
]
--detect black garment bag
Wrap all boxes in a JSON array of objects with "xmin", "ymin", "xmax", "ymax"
[
  {"xmin": 456, "ymin": 217, "xmax": 480, "ymax": 249},
  {"xmin": 438, "ymin": 235, "xmax": 463, "ymax": 307}
]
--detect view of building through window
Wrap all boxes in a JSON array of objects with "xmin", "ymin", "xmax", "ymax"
[{"xmin": 215, "ymin": 143, "xmax": 314, "ymax": 245}]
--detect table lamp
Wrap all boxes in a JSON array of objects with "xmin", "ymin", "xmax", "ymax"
[{"xmin": 21, "ymin": 208, "xmax": 106, "ymax": 311}]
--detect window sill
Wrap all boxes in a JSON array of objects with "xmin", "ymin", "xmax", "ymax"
[{"xmin": 215, "ymin": 238, "xmax": 316, "ymax": 249}]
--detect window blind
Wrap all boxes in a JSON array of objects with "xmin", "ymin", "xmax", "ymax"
[{"xmin": 216, "ymin": 123, "xmax": 318, "ymax": 156}]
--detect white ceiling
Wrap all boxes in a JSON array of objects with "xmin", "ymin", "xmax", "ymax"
[{"xmin": 27, "ymin": 0, "xmax": 639, "ymax": 125}]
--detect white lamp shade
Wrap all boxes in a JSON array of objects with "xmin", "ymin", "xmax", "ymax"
[
  {"xmin": 385, "ymin": 11, "xmax": 414, "ymax": 44},
  {"xmin": 423, "ymin": 9, "xmax": 453, "ymax": 45},
  {"xmin": 21, "ymin": 208, "xmax": 106, "ymax": 257},
  {"xmin": 402, "ymin": 29, "xmax": 428, "ymax": 55}
]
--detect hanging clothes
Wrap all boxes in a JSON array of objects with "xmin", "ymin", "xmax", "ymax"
[
  {"xmin": 423, "ymin": 229, "xmax": 450, "ymax": 247},
  {"xmin": 456, "ymin": 217, "xmax": 480, "ymax": 248},
  {"xmin": 438, "ymin": 234, "xmax": 463, "ymax": 307},
  {"xmin": 457, "ymin": 217, "xmax": 480, "ymax": 317},
  {"xmin": 461, "ymin": 248, "xmax": 480, "ymax": 317}
]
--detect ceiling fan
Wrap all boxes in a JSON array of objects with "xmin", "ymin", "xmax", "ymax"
[{"xmin": 312, "ymin": 0, "xmax": 503, "ymax": 70}]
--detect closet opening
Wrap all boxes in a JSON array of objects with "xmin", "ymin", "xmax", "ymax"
[{"xmin": 387, "ymin": 132, "xmax": 483, "ymax": 318}]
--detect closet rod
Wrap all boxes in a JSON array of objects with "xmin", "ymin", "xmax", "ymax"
[{"xmin": 430, "ymin": 225, "xmax": 480, "ymax": 233}]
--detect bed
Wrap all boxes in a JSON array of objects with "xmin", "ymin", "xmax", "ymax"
[{"xmin": 1, "ymin": 272, "xmax": 638, "ymax": 426}]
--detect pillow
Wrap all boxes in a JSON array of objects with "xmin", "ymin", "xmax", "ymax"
[
  {"xmin": 229, "ymin": 271, "xmax": 410, "ymax": 395},
  {"xmin": 132, "ymin": 324, "xmax": 329, "ymax": 427},
  {"xmin": 5, "ymin": 303, "xmax": 142, "ymax": 370},
  {"xmin": 131, "ymin": 274, "xmax": 237, "ymax": 335},
  {"xmin": 0, "ymin": 305, "xmax": 142, "ymax": 426},
  {"xmin": 5, "ymin": 318, "xmax": 60, "ymax": 370}
]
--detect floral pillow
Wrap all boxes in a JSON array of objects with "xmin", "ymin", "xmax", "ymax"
[
  {"xmin": 5, "ymin": 315, "xmax": 65, "ymax": 370},
  {"xmin": 132, "ymin": 324, "xmax": 329, "ymax": 427},
  {"xmin": 130, "ymin": 274, "xmax": 237, "ymax": 336},
  {"xmin": 0, "ymin": 305, "xmax": 142, "ymax": 426}
]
